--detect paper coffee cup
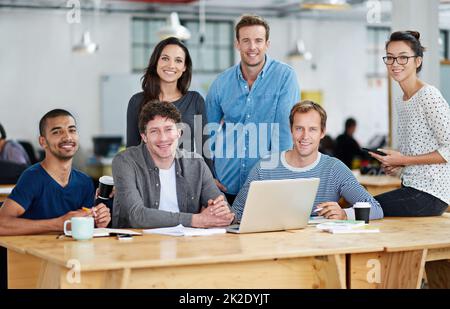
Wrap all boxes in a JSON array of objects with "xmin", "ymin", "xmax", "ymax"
[
  {"xmin": 354, "ymin": 202, "xmax": 371, "ymax": 224},
  {"xmin": 98, "ymin": 176, "xmax": 114, "ymax": 200}
]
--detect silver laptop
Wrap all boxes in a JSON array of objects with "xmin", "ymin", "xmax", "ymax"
[{"xmin": 227, "ymin": 178, "xmax": 320, "ymax": 234}]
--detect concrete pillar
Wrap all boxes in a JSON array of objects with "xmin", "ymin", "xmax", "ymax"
[{"xmin": 390, "ymin": 0, "xmax": 440, "ymax": 147}]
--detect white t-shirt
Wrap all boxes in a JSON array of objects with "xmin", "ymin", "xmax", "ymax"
[
  {"xmin": 158, "ymin": 163, "xmax": 180, "ymax": 213},
  {"xmin": 396, "ymin": 85, "xmax": 450, "ymax": 204}
]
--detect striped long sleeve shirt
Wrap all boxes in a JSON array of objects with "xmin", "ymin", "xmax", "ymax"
[{"xmin": 231, "ymin": 151, "xmax": 384, "ymax": 221}]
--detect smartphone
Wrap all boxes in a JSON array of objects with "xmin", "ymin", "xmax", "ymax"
[
  {"xmin": 362, "ymin": 148, "xmax": 387, "ymax": 156},
  {"xmin": 116, "ymin": 234, "xmax": 133, "ymax": 240}
]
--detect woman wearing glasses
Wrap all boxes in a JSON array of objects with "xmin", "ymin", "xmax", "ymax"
[{"xmin": 369, "ymin": 31, "xmax": 450, "ymax": 216}]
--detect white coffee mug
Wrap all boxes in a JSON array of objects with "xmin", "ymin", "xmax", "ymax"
[{"xmin": 64, "ymin": 217, "xmax": 94, "ymax": 240}]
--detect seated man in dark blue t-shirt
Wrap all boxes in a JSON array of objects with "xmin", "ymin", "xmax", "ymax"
[{"xmin": 0, "ymin": 109, "xmax": 111, "ymax": 235}]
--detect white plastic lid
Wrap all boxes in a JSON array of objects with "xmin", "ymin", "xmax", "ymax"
[
  {"xmin": 99, "ymin": 175, "xmax": 114, "ymax": 186},
  {"xmin": 353, "ymin": 202, "xmax": 371, "ymax": 208}
]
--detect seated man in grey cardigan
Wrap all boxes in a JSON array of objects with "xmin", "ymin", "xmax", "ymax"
[{"xmin": 112, "ymin": 101, "xmax": 234, "ymax": 228}]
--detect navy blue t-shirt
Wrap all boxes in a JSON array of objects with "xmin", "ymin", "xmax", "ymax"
[{"xmin": 8, "ymin": 163, "xmax": 95, "ymax": 220}]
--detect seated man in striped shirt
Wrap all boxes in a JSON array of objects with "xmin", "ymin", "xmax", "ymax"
[{"xmin": 232, "ymin": 100, "xmax": 383, "ymax": 221}]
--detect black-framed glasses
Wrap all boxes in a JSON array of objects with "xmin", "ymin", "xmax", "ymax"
[{"xmin": 382, "ymin": 55, "xmax": 417, "ymax": 65}]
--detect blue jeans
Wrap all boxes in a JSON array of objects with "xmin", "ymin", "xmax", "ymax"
[{"xmin": 375, "ymin": 186, "xmax": 448, "ymax": 217}]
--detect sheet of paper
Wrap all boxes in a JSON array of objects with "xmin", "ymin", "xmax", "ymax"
[
  {"xmin": 0, "ymin": 186, "xmax": 14, "ymax": 195},
  {"xmin": 143, "ymin": 224, "xmax": 226, "ymax": 237},
  {"xmin": 316, "ymin": 221, "xmax": 365, "ymax": 231},
  {"xmin": 309, "ymin": 217, "xmax": 365, "ymax": 225},
  {"xmin": 102, "ymin": 228, "xmax": 142, "ymax": 236},
  {"xmin": 322, "ymin": 226, "xmax": 380, "ymax": 234},
  {"xmin": 308, "ymin": 216, "xmax": 329, "ymax": 224},
  {"xmin": 316, "ymin": 222, "xmax": 379, "ymax": 234},
  {"xmin": 64, "ymin": 228, "xmax": 141, "ymax": 237}
]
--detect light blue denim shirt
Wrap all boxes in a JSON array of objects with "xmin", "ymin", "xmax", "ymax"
[{"xmin": 206, "ymin": 56, "xmax": 300, "ymax": 195}]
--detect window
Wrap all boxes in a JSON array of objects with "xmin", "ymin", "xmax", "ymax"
[
  {"xmin": 366, "ymin": 26, "xmax": 391, "ymax": 78},
  {"xmin": 440, "ymin": 30, "xmax": 449, "ymax": 60},
  {"xmin": 132, "ymin": 18, "xmax": 165, "ymax": 72},
  {"xmin": 131, "ymin": 17, "xmax": 234, "ymax": 74}
]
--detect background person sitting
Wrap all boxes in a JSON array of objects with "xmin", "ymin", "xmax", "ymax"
[
  {"xmin": 335, "ymin": 117, "xmax": 364, "ymax": 169},
  {"xmin": 0, "ymin": 123, "xmax": 30, "ymax": 166},
  {"xmin": 319, "ymin": 134, "xmax": 335, "ymax": 157}
]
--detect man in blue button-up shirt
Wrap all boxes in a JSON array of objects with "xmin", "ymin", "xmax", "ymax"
[{"xmin": 206, "ymin": 14, "xmax": 300, "ymax": 203}]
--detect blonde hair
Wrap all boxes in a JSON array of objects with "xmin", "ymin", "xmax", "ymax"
[{"xmin": 289, "ymin": 100, "xmax": 327, "ymax": 132}]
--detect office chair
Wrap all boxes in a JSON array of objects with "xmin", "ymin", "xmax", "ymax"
[
  {"xmin": 0, "ymin": 160, "xmax": 27, "ymax": 184},
  {"xmin": 17, "ymin": 140, "xmax": 38, "ymax": 165}
]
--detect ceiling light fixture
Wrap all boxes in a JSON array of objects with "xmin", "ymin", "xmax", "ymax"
[
  {"xmin": 157, "ymin": 12, "xmax": 191, "ymax": 40},
  {"xmin": 301, "ymin": 0, "xmax": 351, "ymax": 10},
  {"xmin": 287, "ymin": 40, "xmax": 312, "ymax": 61},
  {"xmin": 72, "ymin": 31, "xmax": 99, "ymax": 54}
]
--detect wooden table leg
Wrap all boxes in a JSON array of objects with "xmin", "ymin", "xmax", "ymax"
[
  {"xmin": 7, "ymin": 250, "xmax": 42, "ymax": 288},
  {"xmin": 348, "ymin": 250, "xmax": 427, "ymax": 288}
]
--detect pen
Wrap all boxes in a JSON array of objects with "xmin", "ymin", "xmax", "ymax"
[
  {"xmin": 313, "ymin": 207, "xmax": 323, "ymax": 213},
  {"xmin": 82, "ymin": 207, "xmax": 96, "ymax": 218}
]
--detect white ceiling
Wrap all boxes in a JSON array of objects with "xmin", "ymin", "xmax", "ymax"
[
  {"xmin": 0, "ymin": 0, "xmax": 448, "ymax": 19},
  {"xmin": 0, "ymin": 0, "xmax": 384, "ymax": 17}
]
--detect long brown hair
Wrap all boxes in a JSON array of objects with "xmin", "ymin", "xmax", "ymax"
[{"xmin": 141, "ymin": 37, "xmax": 192, "ymax": 107}]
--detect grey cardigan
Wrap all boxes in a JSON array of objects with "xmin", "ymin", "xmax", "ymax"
[{"xmin": 112, "ymin": 143, "xmax": 223, "ymax": 229}]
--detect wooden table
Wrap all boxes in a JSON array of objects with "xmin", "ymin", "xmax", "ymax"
[
  {"xmin": 0, "ymin": 228, "xmax": 381, "ymax": 289},
  {"xmin": 354, "ymin": 171, "xmax": 401, "ymax": 196},
  {"xmin": 0, "ymin": 184, "xmax": 14, "ymax": 203},
  {"xmin": 1, "ymin": 216, "xmax": 450, "ymax": 289}
]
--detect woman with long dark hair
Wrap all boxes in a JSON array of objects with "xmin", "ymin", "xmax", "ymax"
[
  {"xmin": 370, "ymin": 31, "xmax": 450, "ymax": 216},
  {"xmin": 126, "ymin": 37, "xmax": 212, "ymax": 169}
]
